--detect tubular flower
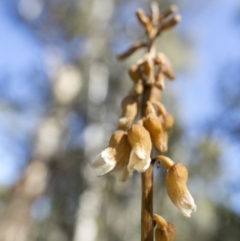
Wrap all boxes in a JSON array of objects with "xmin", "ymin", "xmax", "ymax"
[
  {"xmin": 158, "ymin": 155, "xmax": 197, "ymax": 217},
  {"xmin": 127, "ymin": 124, "xmax": 152, "ymax": 173},
  {"xmin": 91, "ymin": 130, "xmax": 131, "ymax": 179},
  {"xmin": 154, "ymin": 214, "xmax": 176, "ymax": 241},
  {"xmin": 158, "ymin": 112, "xmax": 174, "ymax": 152},
  {"xmin": 144, "ymin": 101, "xmax": 156, "ymax": 116},
  {"xmin": 143, "ymin": 113, "xmax": 165, "ymax": 152},
  {"xmin": 118, "ymin": 95, "xmax": 139, "ymax": 130}
]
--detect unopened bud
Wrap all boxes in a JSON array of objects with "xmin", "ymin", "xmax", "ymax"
[
  {"xmin": 155, "ymin": 67, "xmax": 165, "ymax": 90},
  {"xmin": 154, "ymin": 214, "xmax": 176, "ymax": 241},
  {"xmin": 149, "ymin": 86, "xmax": 161, "ymax": 102},
  {"xmin": 143, "ymin": 114, "xmax": 166, "ymax": 152},
  {"xmin": 130, "ymin": 79, "xmax": 144, "ymax": 95},
  {"xmin": 145, "ymin": 101, "xmax": 156, "ymax": 116},
  {"xmin": 159, "ymin": 5, "xmax": 178, "ymax": 21},
  {"xmin": 162, "ymin": 113, "xmax": 174, "ymax": 130},
  {"xmin": 136, "ymin": 9, "xmax": 152, "ymax": 34},
  {"xmin": 155, "ymin": 53, "xmax": 175, "ymax": 80},
  {"xmin": 157, "ymin": 14, "xmax": 181, "ymax": 35},
  {"xmin": 129, "ymin": 64, "xmax": 140, "ymax": 83},
  {"xmin": 143, "ymin": 53, "xmax": 155, "ymax": 85},
  {"xmin": 118, "ymin": 95, "xmax": 139, "ymax": 130}
]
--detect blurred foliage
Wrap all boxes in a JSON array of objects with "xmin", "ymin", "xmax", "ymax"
[{"xmin": 0, "ymin": 0, "xmax": 240, "ymax": 241}]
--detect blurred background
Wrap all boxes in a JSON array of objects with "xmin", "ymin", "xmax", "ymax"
[{"xmin": 0, "ymin": 0, "xmax": 240, "ymax": 240}]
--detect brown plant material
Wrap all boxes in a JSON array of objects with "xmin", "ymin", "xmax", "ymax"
[
  {"xmin": 91, "ymin": 3, "xmax": 195, "ymax": 241},
  {"xmin": 118, "ymin": 95, "xmax": 139, "ymax": 130},
  {"xmin": 162, "ymin": 113, "xmax": 174, "ymax": 130},
  {"xmin": 156, "ymin": 156, "xmax": 197, "ymax": 217},
  {"xmin": 150, "ymin": 1, "xmax": 160, "ymax": 25},
  {"xmin": 159, "ymin": 113, "xmax": 174, "ymax": 152},
  {"xmin": 155, "ymin": 53, "xmax": 175, "ymax": 80},
  {"xmin": 91, "ymin": 130, "xmax": 131, "ymax": 178},
  {"xmin": 117, "ymin": 42, "xmax": 147, "ymax": 60},
  {"xmin": 154, "ymin": 214, "xmax": 176, "ymax": 241},
  {"xmin": 148, "ymin": 86, "xmax": 161, "ymax": 102},
  {"xmin": 127, "ymin": 124, "xmax": 152, "ymax": 173},
  {"xmin": 128, "ymin": 58, "xmax": 145, "ymax": 83},
  {"xmin": 157, "ymin": 14, "xmax": 181, "ymax": 36},
  {"xmin": 143, "ymin": 114, "xmax": 165, "ymax": 152},
  {"xmin": 136, "ymin": 9, "xmax": 153, "ymax": 35},
  {"xmin": 155, "ymin": 66, "xmax": 165, "ymax": 90},
  {"xmin": 158, "ymin": 5, "xmax": 178, "ymax": 21},
  {"xmin": 144, "ymin": 101, "xmax": 156, "ymax": 116},
  {"xmin": 134, "ymin": 79, "xmax": 144, "ymax": 95},
  {"xmin": 129, "ymin": 63, "xmax": 141, "ymax": 83},
  {"xmin": 143, "ymin": 53, "xmax": 156, "ymax": 85}
]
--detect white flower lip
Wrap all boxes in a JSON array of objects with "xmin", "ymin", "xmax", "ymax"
[
  {"xmin": 91, "ymin": 148, "xmax": 117, "ymax": 176},
  {"xmin": 91, "ymin": 130, "xmax": 132, "ymax": 180},
  {"xmin": 127, "ymin": 124, "xmax": 152, "ymax": 173},
  {"xmin": 176, "ymin": 189, "xmax": 197, "ymax": 217},
  {"xmin": 127, "ymin": 148, "xmax": 151, "ymax": 173},
  {"xmin": 164, "ymin": 162, "xmax": 197, "ymax": 218}
]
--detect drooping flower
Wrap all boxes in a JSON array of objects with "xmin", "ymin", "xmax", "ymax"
[
  {"xmin": 118, "ymin": 95, "xmax": 139, "ymax": 130},
  {"xmin": 157, "ymin": 155, "xmax": 197, "ymax": 217},
  {"xmin": 158, "ymin": 112, "xmax": 174, "ymax": 152},
  {"xmin": 143, "ymin": 112, "xmax": 165, "ymax": 152},
  {"xmin": 154, "ymin": 214, "xmax": 176, "ymax": 241},
  {"xmin": 127, "ymin": 124, "xmax": 152, "ymax": 173},
  {"xmin": 91, "ymin": 130, "xmax": 131, "ymax": 180}
]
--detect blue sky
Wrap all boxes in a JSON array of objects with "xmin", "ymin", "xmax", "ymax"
[
  {"xmin": 176, "ymin": 0, "xmax": 240, "ymax": 127},
  {"xmin": 0, "ymin": 0, "xmax": 47, "ymax": 185}
]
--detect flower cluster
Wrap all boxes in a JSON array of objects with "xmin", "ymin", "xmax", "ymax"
[{"xmin": 91, "ymin": 2, "xmax": 196, "ymax": 240}]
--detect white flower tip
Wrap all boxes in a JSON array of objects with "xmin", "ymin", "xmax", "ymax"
[
  {"xmin": 135, "ymin": 149, "xmax": 147, "ymax": 159},
  {"xmin": 127, "ymin": 149, "xmax": 151, "ymax": 173},
  {"xmin": 91, "ymin": 150, "xmax": 116, "ymax": 176},
  {"xmin": 179, "ymin": 196, "xmax": 197, "ymax": 218},
  {"xmin": 134, "ymin": 158, "xmax": 151, "ymax": 173}
]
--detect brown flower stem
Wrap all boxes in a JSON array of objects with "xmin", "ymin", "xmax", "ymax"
[
  {"xmin": 141, "ymin": 164, "xmax": 154, "ymax": 241},
  {"xmin": 141, "ymin": 85, "xmax": 156, "ymax": 241}
]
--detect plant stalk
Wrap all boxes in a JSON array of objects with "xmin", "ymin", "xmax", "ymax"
[{"xmin": 141, "ymin": 85, "xmax": 155, "ymax": 241}]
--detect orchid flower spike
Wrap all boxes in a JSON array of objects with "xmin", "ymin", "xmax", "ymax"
[
  {"xmin": 157, "ymin": 155, "xmax": 197, "ymax": 217},
  {"xmin": 127, "ymin": 124, "xmax": 152, "ymax": 173},
  {"xmin": 91, "ymin": 130, "xmax": 131, "ymax": 179},
  {"xmin": 154, "ymin": 214, "xmax": 176, "ymax": 241}
]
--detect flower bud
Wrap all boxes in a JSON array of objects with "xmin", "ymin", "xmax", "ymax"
[
  {"xmin": 162, "ymin": 113, "xmax": 174, "ymax": 130},
  {"xmin": 158, "ymin": 155, "xmax": 197, "ymax": 217},
  {"xmin": 155, "ymin": 53, "xmax": 175, "ymax": 80},
  {"xmin": 91, "ymin": 130, "xmax": 131, "ymax": 177},
  {"xmin": 155, "ymin": 67, "xmax": 165, "ymax": 90},
  {"xmin": 154, "ymin": 214, "xmax": 176, "ymax": 241},
  {"xmin": 118, "ymin": 95, "xmax": 139, "ymax": 130},
  {"xmin": 136, "ymin": 9, "xmax": 152, "ymax": 34},
  {"xmin": 149, "ymin": 86, "xmax": 161, "ymax": 102},
  {"xmin": 130, "ymin": 79, "xmax": 144, "ymax": 95},
  {"xmin": 127, "ymin": 124, "xmax": 152, "ymax": 173},
  {"xmin": 144, "ymin": 101, "xmax": 156, "ymax": 116},
  {"xmin": 159, "ymin": 113, "xmax": 174, "ymax": 152},
  {"xmin": 143, "ymin": 113, "xmax": 166, "ymax": 152},
  {"xmin": 129, "ymin": 64, "xmax": 141, "ymax": 83},
  {"xmin": 142, "ymin": 53, "xmax": 155, "ymax": 85}
]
